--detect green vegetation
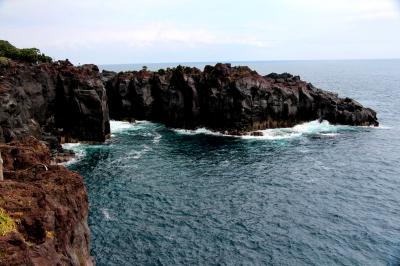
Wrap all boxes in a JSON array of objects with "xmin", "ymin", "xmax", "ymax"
[
  {"xmin": 0, "ymin": 208, "xmax": 17, "ymax": 236},
  {"xmin": 0, "ymin": 40, "xmax": 52, "ymax": 63},
  {"xmin": 157, "ymin": 68, "xmax": 166, "ymax": 75},
  {"xmin": 0, "ymin": 56, "xmax": 10, "ymax": 65}
]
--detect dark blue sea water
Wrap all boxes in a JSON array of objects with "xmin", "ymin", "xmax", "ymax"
[{"xmin": 67, "ymin": 60, "xmax": 400, "ymax": 265}]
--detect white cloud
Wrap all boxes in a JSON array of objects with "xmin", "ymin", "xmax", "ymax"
[
  {"xmin": 0, "ymin": 22, "xmax": 274, "ymax": 49},
  {"xmin": 0, "ymin": 0, "xmax": 399, "ymax": 63}
]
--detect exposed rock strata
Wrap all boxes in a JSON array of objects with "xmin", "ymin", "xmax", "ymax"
[
  {"xmin": 0, "ymin": 60, "xmax": 110, "ymax": 144},
  {"xmin": 104, "ymin": 63, "xmax": 378, "ymax": 134},
  {"xmin": 0, "ymin": 137, "xmax": 93, "ymax": 266}
]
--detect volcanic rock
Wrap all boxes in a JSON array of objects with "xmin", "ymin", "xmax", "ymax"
[
  {"xmin": 0, "ymin": 137, "xmax": 93, "ymax": 266},
  {"xmin": 105, "ymin": 63, "xmax": 378, "ymax": 134},
  {"xmin": 0, "ymin": 60, "xmax": 110, "ymax": 144}
]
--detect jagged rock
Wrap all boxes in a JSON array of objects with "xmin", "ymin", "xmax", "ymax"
[
  {"xmin": 0, "ymin": 60, "xmax": 110, "ymax": 144},
  {"xmin": 0, "ymin": 138, "xmax": 93, "ymax": 266},
  {"xmin": 100, "ymin": 69, "xmax": 117, "ymax": 84},
  {"xmin": 105, "ymin": 63, "xmax": 378, "ymax": 134}
]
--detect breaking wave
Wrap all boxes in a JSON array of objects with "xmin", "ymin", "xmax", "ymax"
[
  {"xmin": 110, "ymin": 120, "xmax": 136, "ymax": 134},
  {"xmin": 173, "ymin": 120, "xmax": 358, "ymax": 140},
  {"xmin": 60, "ymin": 143, "xmax": 86, "ymax": 166}
]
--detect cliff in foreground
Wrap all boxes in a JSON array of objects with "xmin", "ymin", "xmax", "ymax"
[{"xmin": 0, "ymin": 137, "xmax": 92, "ymax": 266}]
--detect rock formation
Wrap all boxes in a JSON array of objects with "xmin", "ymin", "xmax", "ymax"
[
  {"xmin": 0, "ymin": 137, "xmax": 93, "ymax": 266},
  {"xmin": 0, "ymin": 60, "xmax": 110, "ymax": 144},
  {"xmin": 104, "ymin": 63, "xmax": 378, "ymax": 134},
  {"xmin": 0, "ymin": 59, "xmax": 379, "ymax": 265}
]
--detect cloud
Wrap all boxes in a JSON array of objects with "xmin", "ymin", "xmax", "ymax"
[
  {"xmin": 0, "ymin": 0, "xmax": 399, "ymax": 63},
  {"xmin": 0, "ymin": 22, "xmax": 274, "ymax": 49}
]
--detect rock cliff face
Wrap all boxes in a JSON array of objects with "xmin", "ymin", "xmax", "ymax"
[
  {"xmin": 0, "ymin": 60, "xmax": 110, "ymax": 144},
  {"xmin": 104, "ymin": 63, "xmax": 378, "ymax": 134},
  {"xmin": 0, "ymin": 137, "xmax": 93, "ymax": 266}
]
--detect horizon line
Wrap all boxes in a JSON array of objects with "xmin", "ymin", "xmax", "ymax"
[{"xmin": 97, "ymin": 57, "xmax": 400, "ymax": 66}]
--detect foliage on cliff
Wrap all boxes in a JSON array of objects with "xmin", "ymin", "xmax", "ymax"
[
  {"xmin": 0, "ymin": 40, "xmax": 52, "ymax": 63},
  {"xmin": 0, "ymin": 208, "xmax": 16, "ymax": 237}
]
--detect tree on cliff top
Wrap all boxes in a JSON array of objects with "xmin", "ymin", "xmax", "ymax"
[{"xmin": 0, "ymin": 40, "xmax": 52, "ymax": 63}]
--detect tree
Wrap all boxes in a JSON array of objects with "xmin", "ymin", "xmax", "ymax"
[{"xmin": 0, "ymin": 40, "xmax": 53, "ymax": 63}]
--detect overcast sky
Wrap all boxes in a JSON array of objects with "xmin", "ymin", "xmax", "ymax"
[{"xmin": 0, "ymin": 0, "xmax": 399, "ymax": 64}]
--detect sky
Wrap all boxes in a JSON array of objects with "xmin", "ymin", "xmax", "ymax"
[{"xmin": 0, "ymin": 0, "xmax": 400, "ymax": 64}]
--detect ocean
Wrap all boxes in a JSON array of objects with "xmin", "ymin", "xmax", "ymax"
[{"xmin": 66, "ymin": 59, "xmax": 400, "ymax": 265}]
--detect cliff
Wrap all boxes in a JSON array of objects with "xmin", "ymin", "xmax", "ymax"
[
  {"xmin": 0, "ymin": 59, "xmax": 109, "ymax": 265},
  {"xmin": 0, "ymin": 137, "xmax": 92, "ymax": 266},
  {"xmin": 104, "ymin": 63, "xmax": 378, "ymax": 134},
  {"xmin": 0, "ymin": 60, "xmax": 110, "ymax": 145}
]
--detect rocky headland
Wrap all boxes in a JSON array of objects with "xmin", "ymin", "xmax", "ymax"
[
  {"xmin": 104, "ymin": 63, "xmax": 378, "ymax": 135},
  {"xmin": 0, "ymin": 54, "xmax": 378, "ymax": 264}
]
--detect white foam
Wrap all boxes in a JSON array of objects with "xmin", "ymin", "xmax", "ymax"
[
  {"xmin": 101, "ymin": 208, "xmax": 112, "ymax": 220},
  {"xmin": 110, "ymin": 120, "xmax": 136, "ymax": 133},
  {"xmin": 319, "ymin": 133, "xmax": 339, "ymax": 137},
  {"xmin": 242, "ymin": 120, "xmax": 348, "ymax": 140},
  {"xmin": 172, "ymin": 120, "xmax": 354, "ymax": 140},
  {"xmin": 292, "ymin": 120, "xmax": 340, "ymax": 133},
  {"xmin": 153, "ymin": 133, "xmax": 162, "ymax": 144},
  {"xmin": 240, "ymin": 131, "xmax": 302, "ymax": 140},
  {"xmin": 127, "ymin": 145, "xmax": 151, "ymax": 160},
  {"xmin": 61, "ymin": 143, "xmax": 86, "ymax": 166},
  {"xmin": 173, "ymin": 127, "xmax": 227, "ymax": 137}
]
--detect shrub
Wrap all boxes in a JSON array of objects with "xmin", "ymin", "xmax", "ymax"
[
  {"xmin": 0, "ymin": 56, "xmax": 11, "ymax": 65},
  {"xmin": 0, "ymin": 208, "xmax": 17, "ymax": 236}
]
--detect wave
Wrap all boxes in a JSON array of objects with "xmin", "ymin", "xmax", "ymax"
[
  {"xmin": 110, "ymin": 120, "xmax": 136, "ymax": 134},
  {"xmin": 153, "ymin": 133, "xmax": 162, "ymax": 144},
  {"xmin": 241, "ymin": 120, "xmax": 357, "ymax": 140},
  {"xmin": 101, "ymin": 208, "xmax": 112, "ymax": 221},
  {"xmin": 173, "ymin": 127, "xmax": 226, "ymax": 137},
  {"xmin": 110, "ymin": 120, "xmax": 157, "ymax": 136},
  {"xmin": 60, "ymin": 143, "xmax": 86, "ymax": 166},
  {"xmin": 127, "ymin": 145, "xmax": 151, "ymax": 160},
  {"xmin": 173, "ymin": 120, "xmax": 360, "ymax": 140}
]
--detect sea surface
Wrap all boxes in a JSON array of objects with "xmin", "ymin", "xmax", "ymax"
[{"xmin": 66, "ymin": 59, "xmax": 400, "ymax": 265}]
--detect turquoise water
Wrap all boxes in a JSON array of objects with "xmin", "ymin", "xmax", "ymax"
[{"xmin": 68, "ymin": 60, "xmax": 400, "ymax": 265}]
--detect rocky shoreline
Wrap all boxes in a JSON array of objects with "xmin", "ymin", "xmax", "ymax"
[{"xmin": 0, "ymin": 59, "xmax": 379, "ymax": 265}]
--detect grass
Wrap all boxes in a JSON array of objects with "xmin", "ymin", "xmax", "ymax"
[
  {"xmin": 0, "ymin": 208, "xmax": 16, "ymax": 236},
  {"xmin": 0, "ymin": 56, "xmax": 10, "ymax": 65}
]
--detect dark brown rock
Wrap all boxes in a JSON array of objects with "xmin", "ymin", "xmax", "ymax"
[{"xmin": 0, "ymin": 138, "xmax": 93, "ymax": 266}]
